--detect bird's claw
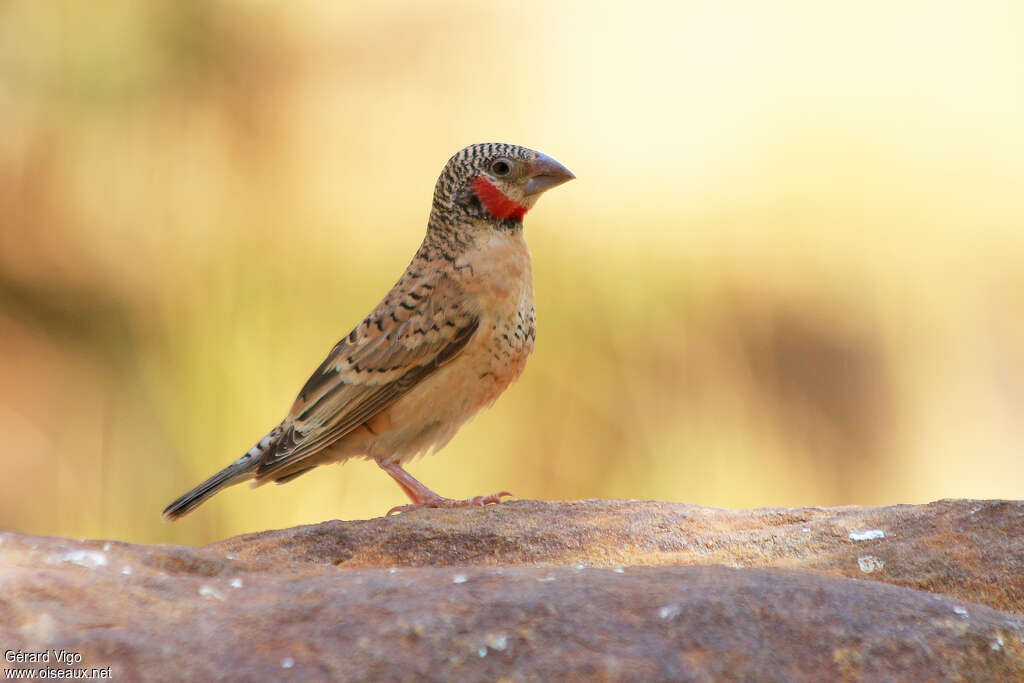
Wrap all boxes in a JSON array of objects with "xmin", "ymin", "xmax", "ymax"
[{"xmin": 386, "ymin": 491, "xmax": 514, "ymax": 517}]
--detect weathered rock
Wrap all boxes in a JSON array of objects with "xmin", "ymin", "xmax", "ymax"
[
  {"xmin": 213, "ymin": 498, "xmax": 1024, "ymax": 614},
  {"xmin": 1, "ymin": 499, "xmax": 1022, "ymax": 681}
]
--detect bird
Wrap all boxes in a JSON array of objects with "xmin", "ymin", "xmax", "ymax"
[{"xmin": 163, "ymin": 142, "xmax": 574, "ymax": 520}]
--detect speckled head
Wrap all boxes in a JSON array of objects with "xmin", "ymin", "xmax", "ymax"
[{"xmin": 432, "ymin": 143, "xmax": 575, "ymax": 227}]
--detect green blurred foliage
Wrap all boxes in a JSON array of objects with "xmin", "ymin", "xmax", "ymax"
[{"xmin": 1, "ymin": 0, "xmax": 1022, "ymax": 544}]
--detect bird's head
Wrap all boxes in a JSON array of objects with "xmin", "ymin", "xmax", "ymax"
[{"xmin": 433, "ymin": 143, "xmax": 575, "ymax": 229}]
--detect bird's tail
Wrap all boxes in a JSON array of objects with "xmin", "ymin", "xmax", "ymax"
[
  {"xmin": 162, "ymin": 457, "xmax": 254, "ymax": 521},
  {"xmin": 162, "ymin": 429, "xmax": 280, "ymax": 521}
]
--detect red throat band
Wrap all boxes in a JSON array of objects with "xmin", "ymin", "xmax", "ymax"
[{"xmin": 472, "ymin": 176, "xmax": 529, "ymax": 221}]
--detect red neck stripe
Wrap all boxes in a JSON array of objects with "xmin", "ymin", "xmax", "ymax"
[{"xmin": 472, "ymin": 176, "xmax": 528, "ymax": 221}]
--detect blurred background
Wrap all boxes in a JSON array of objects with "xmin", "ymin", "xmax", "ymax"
[{"xmin": 1, "ymin": 0, "xmax": 1022, "ymax": 545}]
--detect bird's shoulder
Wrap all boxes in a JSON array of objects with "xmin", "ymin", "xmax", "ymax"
[{"xmin": 290, "ymin": 265, "xmax": 478, "ymax": 413}]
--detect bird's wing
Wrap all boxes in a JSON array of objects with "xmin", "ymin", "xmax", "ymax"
[{"xmin": 254, "ymin": 271, "xmax": 479, "ymax": 480}]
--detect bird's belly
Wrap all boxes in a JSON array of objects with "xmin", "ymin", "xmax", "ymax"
[{"xmin": 341, "ymin": 307, "xmax": 534, "ymax": 465}]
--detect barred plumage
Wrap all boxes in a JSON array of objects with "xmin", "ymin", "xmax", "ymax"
[{"xmin": 163, "ymin": 143, "xmax": 573, "ymax": 520}]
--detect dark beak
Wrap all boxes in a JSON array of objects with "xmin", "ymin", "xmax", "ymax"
[{"xmin": 525, "ymin": 152, "xmax": 575, "ymax": 196}]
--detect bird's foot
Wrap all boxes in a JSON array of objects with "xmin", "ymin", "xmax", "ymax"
[{"xmin": 386, "ymin": 491, "xmax": 514, "ymax": 517}]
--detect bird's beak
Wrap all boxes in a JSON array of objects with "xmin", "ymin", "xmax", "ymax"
[{"xmin": 524, "ymin": 152, "xmax": 575, "ymax": 196}]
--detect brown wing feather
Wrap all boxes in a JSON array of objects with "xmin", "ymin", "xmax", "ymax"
[{"xmin": 254, "ymin": 273, "xmax": 478, "ymax": 481}]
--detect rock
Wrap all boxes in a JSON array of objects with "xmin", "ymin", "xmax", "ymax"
[{"xmin": 1, "ymin": 499, "xmax": 1022, "ymax": 681}]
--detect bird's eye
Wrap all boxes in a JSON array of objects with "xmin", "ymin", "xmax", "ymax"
[{"xmin": 490, "ymin": 159, "xmax": 512, "ymax": 176}]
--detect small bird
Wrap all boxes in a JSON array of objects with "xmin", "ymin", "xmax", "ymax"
[{"xmin": 163, "ymin": 143, "xmax": 574, "ymax": 520}]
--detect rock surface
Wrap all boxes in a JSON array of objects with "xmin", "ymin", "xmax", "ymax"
[{"xmin": 2, "ymin": 499, "xmax": 1023, "ymax": 681}]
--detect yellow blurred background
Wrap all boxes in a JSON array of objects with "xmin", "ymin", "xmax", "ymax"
[{"xmin": 1, "ymin": 1, "xmax": 1022, "ymax": 545}]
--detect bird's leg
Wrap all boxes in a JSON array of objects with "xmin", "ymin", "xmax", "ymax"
[{"xmin": 378, "ymin": 461, "xmax": 513, "ymax": 516}]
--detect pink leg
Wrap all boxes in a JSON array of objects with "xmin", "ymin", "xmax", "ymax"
[{"xmin": 378, "ymin": 461, "xmax": 513, "ymax": 516}]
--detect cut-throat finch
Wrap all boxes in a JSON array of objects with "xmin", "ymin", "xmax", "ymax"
[{"xmin": 164, "ymin": 143, "xmax": 574, "ymax": 520}]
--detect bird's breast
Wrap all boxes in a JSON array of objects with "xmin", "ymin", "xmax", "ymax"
[
  {"xmin": 455, "ymin": 230, "xmax": 533, "ymax": 317},
  {"xmin": 351, "ymin": 230, "xmax": 537, "ymax": 464},
  {"xmin": 453, "ymin": 230, "xmax": 536, "ymax": 392}
]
